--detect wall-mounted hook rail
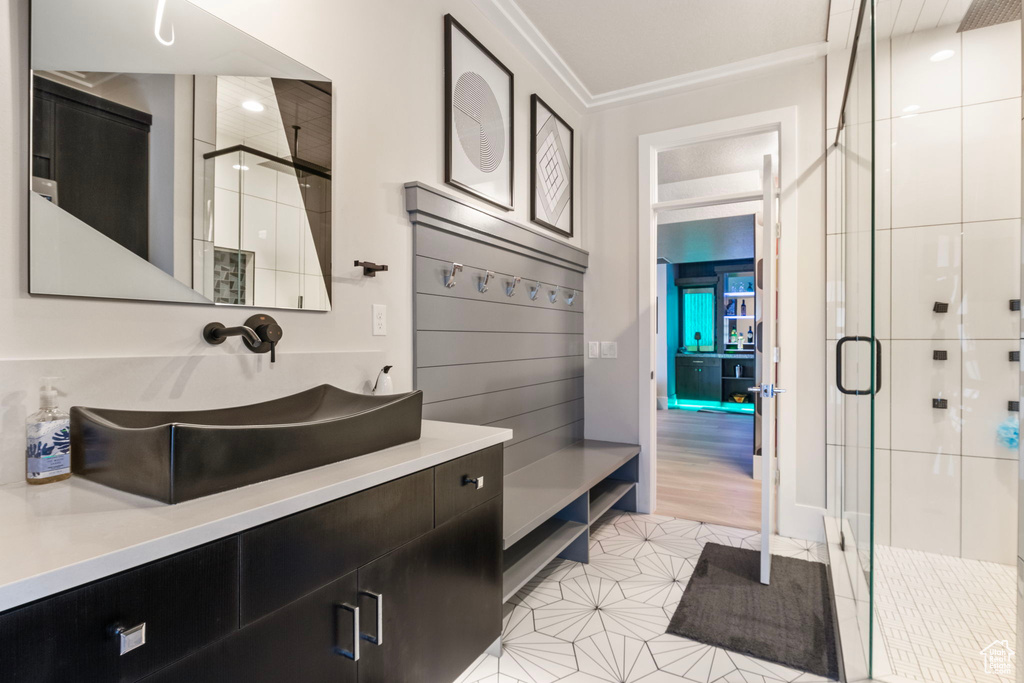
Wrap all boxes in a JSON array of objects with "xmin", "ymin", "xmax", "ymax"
[
  {"xmin": 479, "ymin": 270, "xmax": 495, "ymax": 293},
  {"xmin": 354, "ymin": 260, "xmax": 388, "ymax": 277},
  {"xmin": 529, "ymin": 282, "xmax": 541, "ymax": 300},
  {"xmin": 444, "ymin": 263, "xmax": 463, "ymax": 288},
  {"xmin": 506, "ymin": 276, "xmax": 521, "ymax": 297},
  {"xmin": 566, "ymin": 289, "xmax": 577, "ymax": 306}
]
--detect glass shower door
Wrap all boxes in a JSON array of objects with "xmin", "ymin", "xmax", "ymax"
[{"xmin": 832, "ymin": 0, "xmax": 876, "ymax": 677}]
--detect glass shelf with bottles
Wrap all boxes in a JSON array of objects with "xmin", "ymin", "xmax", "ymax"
[{"xmin": 722, "ymin": 271, "xmax": 755, "ymax": 353}]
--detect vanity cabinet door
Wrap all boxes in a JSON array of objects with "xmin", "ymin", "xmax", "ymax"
[
  {"xmin": 356, "ymin": 496, "xmax": 502, "ymax": 683},
  {"xmin": 0, "ymin": 538, "xmax": 238, "ymax": 683},
  {"xmin": 239, "ymin": 469, "xmax": 433, "ymax": 625},
  {"xmin": 141, "ymin": 572, "xmax": 359, "ymax": 683}
]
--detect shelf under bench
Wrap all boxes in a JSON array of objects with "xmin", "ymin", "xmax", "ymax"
[{"xmin": 501, "ymin": 439, "xmax": 640, "ymax": 602}]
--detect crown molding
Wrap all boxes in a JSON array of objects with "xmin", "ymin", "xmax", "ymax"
[{"xmin": 472, "ymin": 0, "xmax": 828, "ymax": 111}]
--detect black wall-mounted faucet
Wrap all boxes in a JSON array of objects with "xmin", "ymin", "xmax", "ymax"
[{"xmin": 204, "ymin": 314, "xmax": 284, "ymax": 362}]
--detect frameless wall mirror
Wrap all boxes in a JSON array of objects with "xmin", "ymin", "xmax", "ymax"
[{"xmin": 29, "ymin": 0, "xmax": 333, "ymax": 310}]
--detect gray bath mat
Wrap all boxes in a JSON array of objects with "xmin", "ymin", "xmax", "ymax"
[{"xmin": 667, "ymin": 542, "xmax": 839, "ymax": 679}]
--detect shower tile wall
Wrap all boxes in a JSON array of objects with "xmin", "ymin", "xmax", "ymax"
[{"xmin": 827, "ymin": 20, "xmax": 1022, "ymax": 566}]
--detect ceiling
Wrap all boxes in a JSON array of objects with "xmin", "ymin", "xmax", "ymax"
[
  {"xmin": 658, "ymin": 132, "xmax": 778, "ymax": 185},
  {"xmin": 511, "ymin": 0, "xmax": 829, "ymax": 96},
  {"xmin": 657, "ymin": 215, "xmax": 755, "ymax": 264}
]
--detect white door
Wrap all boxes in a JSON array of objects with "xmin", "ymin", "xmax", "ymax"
[{"xmin": 754, "ymin": 153, "xmax": 781, "ymax": 584}]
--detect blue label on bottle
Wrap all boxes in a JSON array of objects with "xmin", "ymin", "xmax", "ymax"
[{"xmin": 27, "ymin": 419, "xmax": 71, "ymax": 479}]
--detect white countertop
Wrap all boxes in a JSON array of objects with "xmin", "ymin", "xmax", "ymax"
[{"xmin": 0, "ymin": 420, "xmax": 512, "ymax": 613}]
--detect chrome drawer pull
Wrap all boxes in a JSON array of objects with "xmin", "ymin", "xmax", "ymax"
[
  {"xmin": 114, "ymin": 623, "xmax": 146, "ymax": 656},
  {"xmin": 463, "ymin": 475, "xmax": 484, "ymax": 490},
  {"xmin": 335, "ymin": 604, "xmax": 360, "ymax": 660},
  {"xmin": 360, "ymin": 591, "xmax": 383, "ymax": 645}
]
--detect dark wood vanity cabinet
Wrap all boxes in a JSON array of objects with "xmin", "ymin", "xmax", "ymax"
[{"xmin": 0, "ymin": 446, "xmax": 503, "ymax": 683}]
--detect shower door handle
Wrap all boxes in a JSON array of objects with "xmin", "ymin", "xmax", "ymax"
[{"xmin": 836, "ymin": 336, "xmax": 882, "ymax": 396}]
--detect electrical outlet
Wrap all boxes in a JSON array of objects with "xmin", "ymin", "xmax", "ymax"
[
  {"xmin": 588, "ymin": 341, "xmax": 600, "ymax": 359},
  {"xmin": 372, "ymin": 304, "xmax": 387, "ymax": 336},
  {"xmin": 600, "ymin": 341, "xmax": 617, "ymax": 358}
]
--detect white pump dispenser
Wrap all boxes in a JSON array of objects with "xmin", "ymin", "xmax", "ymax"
[
  {"xmin": 26, "ymin": 377, "xmax": 71, "ymax": 484},
  {"xmin": 372, "ymin": 366, "xmax": 394, "ymax": 396}
]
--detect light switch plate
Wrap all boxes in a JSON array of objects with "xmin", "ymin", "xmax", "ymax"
[
  {"xmin": 600, "ymin": 341, "xmax": 618, "ymax": 358},
  {"xmin": 372, "ymin": 304, "xmax": 387, "ymax": 336},
  {"xmin": 588, "ymin": 341, "xmax": 600, "ymax": 358}
]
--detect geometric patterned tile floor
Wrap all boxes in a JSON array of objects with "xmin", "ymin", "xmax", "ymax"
[
  {"xmin": 455, "ymin": 510, "xmax": 834, "ymax": 683},
  {"xmin": 874, "ymin": 544, "xmax": 1016, "ymax": 683}
]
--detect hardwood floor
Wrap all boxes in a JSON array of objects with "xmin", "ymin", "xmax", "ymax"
[{"xmin": 655, "ymin": 408, "xmax": 761, "ymax": 531}]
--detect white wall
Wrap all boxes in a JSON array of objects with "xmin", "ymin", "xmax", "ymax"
[
  {"xmin": 583, "ymin": 58, "xmax": 829, "ymax": 520},
  {"xmin": 0, "ymin": 0, "xmax": 583, "ymax": 485}
]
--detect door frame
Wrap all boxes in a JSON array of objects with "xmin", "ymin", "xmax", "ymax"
[{"xmin": 637, "ymin": 106, "xmax": 822, "ymax": 541}]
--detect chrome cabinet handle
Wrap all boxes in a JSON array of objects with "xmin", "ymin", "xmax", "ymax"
[
  {"xmin": 114, "ymin": 623, "xmax": 146, "ymax": 656},
  {"xmin": 360, "ymin": 591, "xmax": 383, "ymax": 645},
  {"xmin": 335, "ymin": 604, "xmax": 360, "ymax": 660},
  {"xmin": 463, "ymin": 475, "xmax": 484, "ymax": 490}
]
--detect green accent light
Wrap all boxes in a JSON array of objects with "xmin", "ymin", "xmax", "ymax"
[
  {"xmin": 683, "ymin": 290, "xmax": 714, "ymax": 348},
  {"xmin": 667, "ymin": 397, "xmax": 754, "ymax": 415}
]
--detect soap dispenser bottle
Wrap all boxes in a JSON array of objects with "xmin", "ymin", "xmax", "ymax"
[
  {"xmin": 26, "ymin": 378, "xmax": 71, "ymax": 485},
  {"xmin": 372, "ymin": 366, "xmax": 394, "ymax": 396}
]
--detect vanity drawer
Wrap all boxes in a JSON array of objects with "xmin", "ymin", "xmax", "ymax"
[
  {"xmin": 0, "ymin": 537, "xmax": 238, "ymax": 683},
  {"xmin": 239, "ymin": 469, "xmax": 433, "ymax": 625},
  {"xmin": 434, "ymin": 444, "xmax": 503, "ymax": 526},
  {"xmin": 676, "ymin": 355, "xmax": 718, "ymax": 367}
]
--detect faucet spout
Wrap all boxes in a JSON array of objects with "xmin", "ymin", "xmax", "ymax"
[
  {"xmin": 203, "ymin": 315, "xmax": 282, "ymax": 362},
  {"xmin": 203, "ymin": 323, "xmax": 261, "ymax": 346}
]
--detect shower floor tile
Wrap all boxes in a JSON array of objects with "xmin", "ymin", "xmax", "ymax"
[
  {"xmin": 875, "ymin": 544, "xmax": 1016, "ymax": 682},
  {"xmin": 455, "ymin": 512, "xmax": 834, "ymax": 683}
]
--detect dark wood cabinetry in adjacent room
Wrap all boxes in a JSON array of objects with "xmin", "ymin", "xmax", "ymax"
[
  {"xmin": 675, "ymin": 355, "xmax": 722, "ymax": 401},
  {"xmin": 32, "ymin": 76, "xmax": 151, "ymax": 260},
  {"xmin": 0, "ymin": 447, "xmax": 504, "ymax": 683}
]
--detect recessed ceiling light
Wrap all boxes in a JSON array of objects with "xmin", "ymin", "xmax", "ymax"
[
  {"xmin": 232, "ymin": 164, "xmax": 249, "ymax": 171},
  {"xmin": 930, "ymin": 49, "xmax": 955, "ymax": 62},
  {"xmin": 242, "ymin": 100, "xmax": 264, "ymax": 112},
  {"xmin": 902, "ymin": 104, "xmax": 920, "ymax": 113}
]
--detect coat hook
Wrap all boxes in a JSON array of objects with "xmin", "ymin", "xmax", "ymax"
[
  {"xmin": 549, "ymin": 289, "xmax": 559, "ymax": 304},
  {"xmin": 566, "ymin": 289, "xmax": 577, "ymax": 306},
  {"xmin": 506, "ymin": 276, "xmax": 521, "ymax": 297},
  {"xmin": 444, "ymin": 262, "xmax": 463, "ymax": 288},
  {"xmin": 529, "ymin": 282, "xmax": 541, "ymax": 300},
  {"xmin": 479, "ymin": 270, "xmax": 495, "ymax": 293}
]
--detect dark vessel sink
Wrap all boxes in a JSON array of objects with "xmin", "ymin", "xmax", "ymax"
[{"xmin": 70, "ymin": 385, "xmax": 423, "ymax": 504}]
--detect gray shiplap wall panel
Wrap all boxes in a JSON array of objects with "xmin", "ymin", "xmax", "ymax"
[
  {"xmin": 417, "ymin": 332, "xmax": 583, "ymax": 367},
  {"xmin": 406, "ymin": 182, "xmax": 588, "ymax": 272},
  {"xmin": 416, "ymin": 294, "xmax": 583, "ymax": 334},
  {"xmin": 408, "ymin": 183, "xmax": 588, "ymax": 480},
  {"xmin": 417, "ymin": 356, "xmax": 584, "ymax": 404},
  {"xmin": 416, "ymin": 229, "xmax": 585, "ymax": 292},
  {"xmin": 492, "ymin": 399, "xmax": 584, "ymax": 447},
  {"xmin": 422, "ymin": 378, "xmax": 584, "ymax": 425},
  {"xmin": 504, "ymin": 421, "xmax": 585, "ymax": 474},
  {"xmin": 415, "ymin": 257, "xmax": 585, "ymax": 313}
]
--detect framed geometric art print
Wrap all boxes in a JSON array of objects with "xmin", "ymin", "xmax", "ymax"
[
  {"xmin": 530, "ymin": 95, "xmax": 573, "ymax": 237},
  {"xmin": 444, "ymin": 14, "xmax": 514, "ymax": 211}
]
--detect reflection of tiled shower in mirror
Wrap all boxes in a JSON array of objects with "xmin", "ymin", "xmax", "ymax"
[{"xmin": 193, "ymin": 75, "xmax": 332, "ymax": 310}]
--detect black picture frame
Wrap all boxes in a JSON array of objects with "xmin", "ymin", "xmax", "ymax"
[
  {"xmin": 444, "ymin": 14, "xmax": 515, "ymax": 211},
  {"xmin": 529, "ymin": 94, "xmax": 574, "ymax": 238}
]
